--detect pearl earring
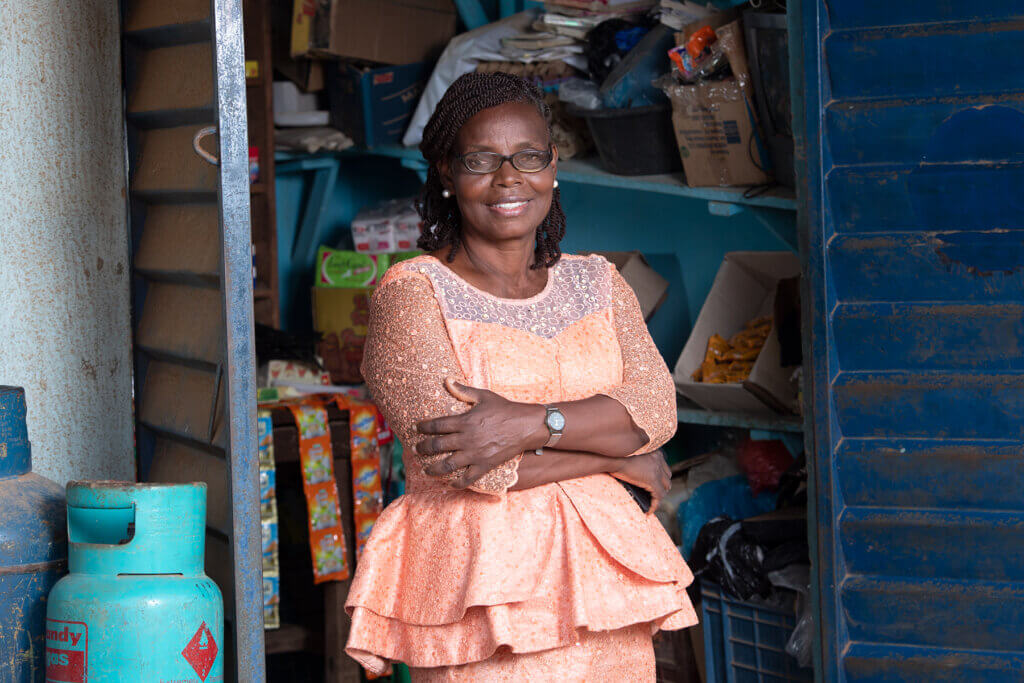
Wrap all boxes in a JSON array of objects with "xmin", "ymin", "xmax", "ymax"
[
  {"xmin": 441, "ymin": 189, "xmax": 452, "ymax": 198},
  {"xmin": 553, "ymin": 180, "xmax": 559, "ymax": 189}
]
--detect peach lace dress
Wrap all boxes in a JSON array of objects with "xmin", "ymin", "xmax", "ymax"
[{"xmin": 346, "ymin": 254, "xmax": 697, "ymax": 681}]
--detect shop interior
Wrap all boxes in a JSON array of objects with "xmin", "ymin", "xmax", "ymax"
[
  {"xmin": 258, "ymin": 2, "xmax": 807, "ymax": 680},
  {"xmin": 5, "ymin": 0, "xmax": 812, "ymax": 681}
]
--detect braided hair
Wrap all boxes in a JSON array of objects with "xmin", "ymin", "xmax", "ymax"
[{"xmin": 417, "ymin": 72, "xmax": 566, "ymax": 269}]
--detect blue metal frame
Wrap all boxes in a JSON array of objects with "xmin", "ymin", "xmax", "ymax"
[
  {"xmin": 788, "ymin": 1, "xmax": 832, "ymax": 679},
  {"xmin": 209, "ymin": 0, "xmax": 266, "ymax": 677}
]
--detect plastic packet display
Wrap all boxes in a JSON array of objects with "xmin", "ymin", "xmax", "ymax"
[
  {"xmin": 259, "ymin": 468, "xmax": 277, "ymax": 518},
  {"xmin": 261, "ymin": 518, "xmax": 279, "ymax": 574},
  {"xmin": 311, "ymin": 529, "xmax": 348, "ymax": 577},
  {"xmin": 257, "ymin": 410, "xmax": 281, "ymax": 629},
  {"xmin": 336, "ymin": 396, "xmax": 385, "ymax": 559},
  {"xmin": 302, "ymin": 441, "xmax": 333, "ymax": 484},
  {"xmin": 309, "ymin": 483, "xmax": 342, "ymax": 531},
  {"xmin": 289, "ymin": 402, "xmax": 350, "ymax": 583},
  {"xmin": 263, "ymin": 572, "xmax": 280, "ymax": 629},
  {"xmin": 258, "ymin": 412, "xmax": 275, "ymax": 468}
]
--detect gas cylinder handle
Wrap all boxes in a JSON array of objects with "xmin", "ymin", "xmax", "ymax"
[
  {"xmin": 67, "ymin": 504, "xmax": 136, "ymax": 546},
  {"xmin": 192, "ymin": 126, "xmax": 219, "ymax": 166}
]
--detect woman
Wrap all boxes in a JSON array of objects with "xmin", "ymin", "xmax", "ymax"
[{"xmin": 346, "ymin": 72, "xmax": 696, "ymax": 681}]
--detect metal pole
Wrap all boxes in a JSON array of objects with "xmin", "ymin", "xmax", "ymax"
[{"xmin": 209, "ymin": 0, "xmax": 266, "ymax": 678}]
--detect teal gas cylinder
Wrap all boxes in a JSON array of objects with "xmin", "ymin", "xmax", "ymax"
[
  {"xmin": 0, "ymin": 386, "xmax": 67, "ymax": 682},
  {"xmin": 46, "ymin": 482, "xmax": 223, "ymax": 682}
]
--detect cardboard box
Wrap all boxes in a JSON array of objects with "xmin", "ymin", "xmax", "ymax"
[
  {"xmin": 662, "ymin": 20, "xmax": 770, "ymax": 187},
  {"xmin": 326, "ymin": 61, "xmax": 433, "ymax": 148},
  {"xmin": 291, "ymin": 0, "xmax": 456, "ymax": 65},
  {"xmin": 313, "ymin": 287, "xmax": 373, "ymax": 384},
  {"xmin": 673, "ymin": 251, "xmax": 800, "ymax": 415},
  {"xmin": 590, "ymin": 251, "xmax": 669, "ymax": 321},
  {"xmin": 273, "ymin": 0, "xmax": 325, "ymax": 91}
]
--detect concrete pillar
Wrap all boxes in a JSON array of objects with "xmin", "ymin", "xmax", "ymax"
[{"xmin": 0, "ymin": 0, "xmax": 135, "ymax": 484}]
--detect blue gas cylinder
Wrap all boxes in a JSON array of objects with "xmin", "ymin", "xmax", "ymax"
[
  {"xmin": 0, "ymin": 386, "xmax": 67, "ymax": 683},
  {"xmin": 46, "ymin": 482, "xmax": 224, "ymax": 682}
]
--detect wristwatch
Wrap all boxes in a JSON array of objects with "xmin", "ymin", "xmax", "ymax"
[{"xmin": 535, "ymin": 405, "xmax": 565, "ymax": 456}]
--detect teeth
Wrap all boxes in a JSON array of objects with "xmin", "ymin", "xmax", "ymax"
[{"xmin": 494, "ymin": 201, "xmax": 526, "ymax": 209}]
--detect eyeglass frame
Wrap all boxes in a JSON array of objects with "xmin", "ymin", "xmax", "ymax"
[{"xmin": 452, "ymin": 146, "xmax": 555, "ymax": 175}]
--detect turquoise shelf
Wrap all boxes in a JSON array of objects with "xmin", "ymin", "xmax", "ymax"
[
  {"xmin": 677, "ymin": 407, "xmax": 804, "ymax": 433},
  {"xmin": 352, "ymin": 145, "xmax": 798, "ymax": 211}
]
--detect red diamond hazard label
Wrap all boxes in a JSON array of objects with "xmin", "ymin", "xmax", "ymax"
[{"xmin": 181, "ymin": 621, "xmax": 218, "ymax": 681}]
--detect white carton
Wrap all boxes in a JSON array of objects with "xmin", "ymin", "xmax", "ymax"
[
  {"xmin": 673, "ymin": 251, "xmax": 800, "ymax": 415},
  {"xmin": 350, "ymin": 197, "xmax": 421, "ymax": 254}
]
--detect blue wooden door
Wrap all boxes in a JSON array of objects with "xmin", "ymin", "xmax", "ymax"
[{"xmin": 795, "ymin": 1, "xmax": 1024, "ymax": 680}]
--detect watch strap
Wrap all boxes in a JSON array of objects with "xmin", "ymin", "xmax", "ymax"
[{"xmin": 543, "ymin": 405, "xmax": 564, "ymax": 448}]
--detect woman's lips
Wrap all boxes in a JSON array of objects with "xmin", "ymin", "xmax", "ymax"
[{"xmin": 487, "ymin": 199, "xmax": 531, "ymax": 217}]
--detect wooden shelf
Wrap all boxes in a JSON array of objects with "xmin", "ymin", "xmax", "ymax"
[
  {"xmin": 244, "ymin": 0, "xmax": 279, "ymax": 328},
  {"xmin": 677, "ymin": 406, "xmax": 804, "ymax": 433},
  {"xmin": 264, "ymin": 623, "xmax": 321, "ymax": 655}
]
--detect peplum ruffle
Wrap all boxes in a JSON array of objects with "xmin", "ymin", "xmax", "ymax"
[{"xmin": 345, "ymin": 475, "xmax": 697, "ymax": 674}]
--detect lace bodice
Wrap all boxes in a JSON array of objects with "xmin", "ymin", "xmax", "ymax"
[
  {"xmin": 409, "ymin": 256, "xmax": 614, "ymax": 338},
  {"xmin": 360, "ymin": 253, "xmax": 677, "ymax": 495}
]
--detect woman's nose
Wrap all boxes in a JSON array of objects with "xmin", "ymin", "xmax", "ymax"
[{"xmin": 492, "ymin": 159, "xmax": 523, "ymax": 187}]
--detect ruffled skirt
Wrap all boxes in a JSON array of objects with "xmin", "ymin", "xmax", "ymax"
[
  {"xmin": 345, "ymin": 474, "xmax": 697, "ymax": 674},
  {"xmin": 408, "ymin": 623, "xmax": 655, "ymax": 682}
]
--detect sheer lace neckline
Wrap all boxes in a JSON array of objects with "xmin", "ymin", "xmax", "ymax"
[
  {"xmin": 405, "ymin": 255, "xmax": 614, "ymax": 340},
  {"xmin": 423, "ymin": 255, "xmax": 557, "ymax": 305}
]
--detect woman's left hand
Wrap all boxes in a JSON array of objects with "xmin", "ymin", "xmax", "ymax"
[{"xmin": 416, "ymin": 378, "xmax": 545, "ymax": 487}]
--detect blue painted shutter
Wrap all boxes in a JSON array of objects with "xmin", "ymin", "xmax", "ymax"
[{"xmin": 797, "ymin": 2, "xmax": 1024, "ymax": 681}]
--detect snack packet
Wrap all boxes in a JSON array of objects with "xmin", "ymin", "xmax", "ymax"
[{"xmin": 289, "ymin": 402, "xmax": 350, "ymax": 583}]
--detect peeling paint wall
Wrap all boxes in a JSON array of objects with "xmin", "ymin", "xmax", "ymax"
[{"xmin": 0, "ymin": 0, "xmax": 135, "ymax": 484}]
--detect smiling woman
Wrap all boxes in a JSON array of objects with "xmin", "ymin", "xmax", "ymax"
[{"xmin": 342, "ymin": 73, "xmax": 697, "ymax": 682}]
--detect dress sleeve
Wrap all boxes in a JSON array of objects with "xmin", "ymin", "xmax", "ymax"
[
  {"xmin": 360, "ymin": 270, "xmax": 520, "ymax": 495},
  {"xmin": 599, "ymin": 265, "xmax": 678, "ymax": 455}
]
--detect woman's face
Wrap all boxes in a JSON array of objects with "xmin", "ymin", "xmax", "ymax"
[{"xmin": 441, "ymin": 101, "xmax": 558, "ymax": 247}]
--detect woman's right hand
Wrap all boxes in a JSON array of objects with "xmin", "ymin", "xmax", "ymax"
[{"xmin": 613, "ymin": 449, "xmax": 672, "ymax": 513}]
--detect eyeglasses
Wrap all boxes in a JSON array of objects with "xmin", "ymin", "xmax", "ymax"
[{"xmin": 455, "ymin": 148, "xmax": 553, "ymax": 175}]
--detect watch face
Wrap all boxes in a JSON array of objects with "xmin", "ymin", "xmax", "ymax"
[{"xmin": 547, "ymin": 410, "xmax": 566, "ymax": 432}]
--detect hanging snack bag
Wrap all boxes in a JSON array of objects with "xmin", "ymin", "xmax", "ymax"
[
  {"xmin": 257, "ymin": 410, "xmax": 281, "ymax": 629},
  {"xmin": 263, "ymin": 572, "xmax": 280, "ymax": 629},
  {"xmin": 289, "ymin": 402, "xmax": 350, "ymax": 583},
  {"xmin": 337, "ymin": 396, "xmax": 385, "ymax": 559},
  {"xmin": 261, "ymin": 517, "xmax": 280, "ymax": 574}
]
